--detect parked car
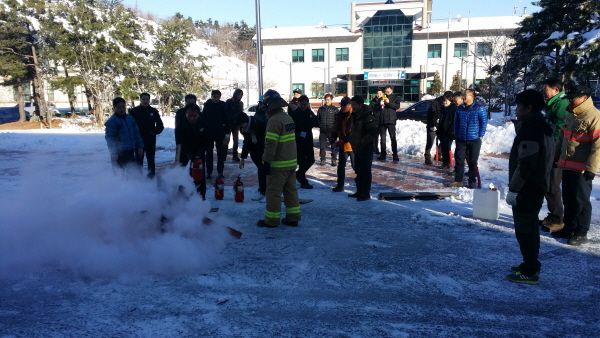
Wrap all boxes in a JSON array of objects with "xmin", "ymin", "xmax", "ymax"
[
  {"xmin": 396, "ymin": 99, "xmax": 433, "ymax": 123},
  {"xmin": 244, "ymin": 104, "xmax": 258, "ymax": 116},
  {"xmin": 0, "ymin": 106, "xmax": 31, "ymax": 124},
  {"xmin": 23, "ymin": 102, "xmax": 60, "ymax": 116}
]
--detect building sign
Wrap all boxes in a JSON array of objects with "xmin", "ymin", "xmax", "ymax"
[
  {"xmin": 367, "ymin": 80, "xmax": 404, "ymax": 87},
  {"xmin": 364, "ymin": 70, "xmax": 406, "ymax": 80}
]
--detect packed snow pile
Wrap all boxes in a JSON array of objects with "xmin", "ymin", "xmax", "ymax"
[{"xmin": 0, "ymin": 162, "xmax": 230, "ymax": 278}]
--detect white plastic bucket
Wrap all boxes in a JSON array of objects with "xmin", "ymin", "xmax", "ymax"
[{"xmin": 473, "ymin": 189, "xmax": 500, "ymax": 220}]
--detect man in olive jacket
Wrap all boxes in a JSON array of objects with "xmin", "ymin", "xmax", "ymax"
[
  {"xmin": 505, "ymin": 89, "xmax": 555, "ymax": 285},
  {"xmin": 258, "ymin": 89, "xmax": 301, "ymax": 228},
  {"xmin": 539, "ymin": 78, "xmax": 570, "ymax": 232},
  {"xmin": 348, "ymin": 96, "xmax": 378, "ymax": 201},
  {"xmin": 551, "ymin": 85, "xmax": 600, "ymax": 246},
  {"xmin": 377, "ymin": 85, "xmax": 400, "ymax": 161}
]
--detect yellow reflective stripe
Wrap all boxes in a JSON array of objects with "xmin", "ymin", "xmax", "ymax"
[
  {"xmin": 265, "ymin": 132, "xmax": 279, "ymax": 141},
  {"xmin": 278, "ymin": 133, "xmax": 295, "ymax": 142},
  {"xmin": 286, "ymin": 206, "xmax": 300, "ymax": 214},
  {"xmin": 271, "ymin": 159, "xmax": 298, "ymax": 167},
  {"xmin": 265, "ymin": 210, "xmax": 280, "ymax": 218}
]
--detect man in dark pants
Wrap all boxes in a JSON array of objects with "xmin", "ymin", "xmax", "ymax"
[
  {"xmin": 369, "ymin": 89, "xmax": 384, "ymax": 154},
  {"xmin": 505, "ymin": 89, "xmax": 554, "ymax": 285},
  {"xmin": 174, "ymin": 94, "xmax": 198, "ymax": 165},
  {"xmin": 175, "ymin": 103, "xmax": 208, "ymax": 199},
  {"xmin": 348, "ymin": 96, "xmax": 378, "ymax": 201},
  {"xmin": 202, "ymin": 90, "xmax": 229, "ymax": 179},
  {"xmin": 225, "ymin": 89, "xmax": 244, "ymax": 162},
  {"xmin": 448, "ymin": 89, "xmax": 487, "ymax": 188},
  {"xmin": 427, "ymin": 91, "xmax": 453, "ymax": 165},
  {"xmin": 551, "ymin": 85, "xmax": 600, "ymax": 246},
  {"xmin": 129, "ymin": 93, "xmax": 164, "ymax": 177},
  {"xmin": 330, "ymin": 96, "xmax": 354, "ymax": 192},
  {"xmin": 290, "ymin": 95, "xmax": 318, "ymax": 189},
  {"xmin": 235, "ymin": 112, "xmax": 267, "ymax": 201},
  {"xmin": 539, "ymin": 78, "xmax": 569, "ymax": 232},
  {"xmin": 377, "ymin": 85, "xmax": 400, "ymax": 161},
  {"xmin": 316, "ymin": 93, "xmax": 339, "ymax": 166}
]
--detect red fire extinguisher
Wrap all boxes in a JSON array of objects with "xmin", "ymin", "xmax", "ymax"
[
  {"xmin": 214, "ymin": 175, "xmax": 224, "ymax": 200},
  {"xmin": 233, "ymin": 175, "xmax": 244, "ymax": 202},
  {"xmin": 191, "ymin": 158, "xmax": 203, "ymax": 182}
]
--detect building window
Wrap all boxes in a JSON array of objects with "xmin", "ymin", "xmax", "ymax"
[
  {"xmin": 477, "ymin": 42, "xmax": 492, "ymax": 57},
  {"xmin": 292, "ymin": 49, "xmax": 304, "ymax": 63},
  {"xmin": 336, "ymin": 48, "xmax": 349, "ymax": 62},
  {"xmin": 362, "ymin": 9, "xmax": 413, "ymax": 69},
  {"xmin": 292, "ymin": 83, "xmax": 305, "ymax": 93},
  {"xmin": 312, "ymin": 49, "xmax": 324, "ymax": 62},
  {"xmin": 428, "ymin": 44, "xmax": 441, "ymax": 58},
  {"xmin": 454, "ymin": 43, "xmax": 468, "ymax": 57},
  {"xmin": 311, "ymin": 82, "xmax": 324, "ymax": 98}
]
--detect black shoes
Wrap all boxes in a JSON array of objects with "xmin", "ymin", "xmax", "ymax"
[
  {"xmin": 300, "ymin": 183, "xmax": 313, "ymax": 189},
  {"xmin": 377, "ymin": 155, "xmax": 386, "ymax": 160},
  {"xmin": 281, "ymin": 218, "xmax": 299, "ymax": 227},
  {"xmin": 332, "ymin": 186, "xmax": 344, "ymax": 192},
  {"xmin": 467, "ymin": 181, "xmax": 478, "ymax": 189},
  {"xmin": 567, "ymin": 235, "xmax": 588, "ymax": 246},
  {"xmin": 348, "ymin": 192, "xmax": 360, "ymax": 198},
  {"xmin": 357, "ymin": 195, "xmax": 370, "ymax": 201},
  {"xmin": 232, "ymin": 157, "xmax": 240, "ymax": 162},
  {"xmin": 392, "ymin": 156, "xmax": 399, "ymax": 162},
  {"xmin": 331, "ymin": 159, "xmax": 337, "ymax": 166},
  {"xmin": 551, "ymin": 229, "xmax": 573, "ymax": 239},
  {"xmin": 319, "ymin": 159, "xmax": 326, "ymax": 166},
  {"xmin": 257, "ymin": 220, "xmax": 278, "ymax": 228}
]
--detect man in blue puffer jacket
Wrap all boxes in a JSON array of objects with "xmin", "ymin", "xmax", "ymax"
[
  {"xmin": 448, "ymin": 89, "xmax": 487, "ymax": 188},
  {"xmin": 105, "ymin": 97, "xmax": 144, "ymax": 170}
]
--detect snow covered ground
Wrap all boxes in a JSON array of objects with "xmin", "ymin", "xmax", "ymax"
[{"xmin": 1, "ymin": 118, "xmax": 599, "ymax": 337}]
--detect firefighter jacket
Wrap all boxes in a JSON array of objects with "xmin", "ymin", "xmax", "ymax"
[
  {"xmin": 263, "ymin": 100, "xmax": 298, "ymax": 171},
  {"xmin": 454, "ymin": 101, "xmax": 488, "ymax": 141},
  {"xmin": 105, "ymin": 113, "xmax": 144, "ymax": 154},
  {"xmin": 331, "ymin": 108, "xmax": 353, "ymax": 152},
  {"xmin": 555, "ymin": 97, "xmax": 600, "ymax": 174},
  {"xmin": 316, "ymin": 104, "xmax": 339, "ymax": 129},
  {"xmin": 348, "ymin": 104, "xmax": 378, "ymax": 154},
  {"xmin": 175, "ymin": 117, "xmax": 208, "ymax": 163},
  {"xmin": 545, "ymin": 92, "xmax": 569, "ymax": 141},
  {"xmin": 380, "ymin": 94, "xmax": 400, "ymax": 125},
  {"xmin": 129, "ymin": 105, "xmax": 164, "ymax": 143},
  {"xmin": 290, "ymin": 107, "xmax": 318, "ymax": 147},
  {"xmin": 240, "ymin": 116, "xmax": 267, "ymax": 159},
  {"xmin": 508, "ymin": 112, "xmax": 555, "ymax": 194}
]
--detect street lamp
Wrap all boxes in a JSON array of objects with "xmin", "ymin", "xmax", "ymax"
[
  {"xmin": 280, "ymin": 61, "xmax": 294, "ymax": 100},
  {"xmin": 254, "ymin": 0, "xmax": 263, "ymax": 96}
]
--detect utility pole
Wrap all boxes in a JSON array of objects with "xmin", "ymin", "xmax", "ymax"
[
  {"xmin": 244, "ymin": 50, "xmax": 250, "ymax": 107},
  {"xmin": 254, "ymin": 0, "xmax": 263, "ymax": 96}
]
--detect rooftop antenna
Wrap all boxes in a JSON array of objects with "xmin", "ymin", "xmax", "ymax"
[
  {"xmin": 457, "ymin": 14, "xmax": 461, "ymax": 22},
  {"xmin": 513, "ymin": 6, "xmax": 518, "ymax": 15}
]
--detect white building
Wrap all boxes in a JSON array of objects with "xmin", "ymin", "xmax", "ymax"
[{"xmin": 258, "ymin": 0, "xmax": 524, "ymax": 102}]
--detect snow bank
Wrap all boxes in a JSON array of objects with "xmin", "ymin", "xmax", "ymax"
[
  {"xmin": 393, "ymin": 119, "xmax": 516, "ymax": 157},
  {"xmin": 0, "ymin": 158, "xmax": 230, "ymax": 278}
]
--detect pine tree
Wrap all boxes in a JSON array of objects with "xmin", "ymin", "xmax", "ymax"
[
  {"xmin": 450, "ymin": 71, "xmax": 461, "ymax": 91},
  {"xmin": 429, "ymin": 71, "xmax": 442, "ymax": 95}
]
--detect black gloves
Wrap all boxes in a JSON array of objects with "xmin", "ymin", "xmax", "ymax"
[
  {"xmin": 583, "ymin": 171, "xmax": 595, "ymax": 181},
  {"xmin": 263, "ymin": 161, "xmax": 271, "ymax": 175}
]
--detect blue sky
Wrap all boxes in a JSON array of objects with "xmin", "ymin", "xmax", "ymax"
[{"xmin": 123, "ymin": 0, "xmax": 540, "ymax": 28}]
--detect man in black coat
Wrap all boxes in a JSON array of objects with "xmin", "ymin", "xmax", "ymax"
[
  {"xmin": 426, "ymin": 91, "xmax": 453, "ymax": 165},
  {"xmin": 505, "ymin": 89, "xmax": 554, "ymax": 285},
  {"xmin": 369, "ymin": 89, "xmax": 384, "ymax": 154},
  {"xmin": 202, "ymin": 90, "xmax": 229, "ymax": 179},
  {"xmin": 377, "ymin": 85, "xmax": 400, "ymax": 161},
  {"xmin": 174, "ymin": 94, "xmax": 198, "ymax": 165},
  {"xmin": 290, "ymin": 95, "xmax": 318, "ymax": 189},
  {"xmin": 316, "ymin": 93, "xmax": 339, "ymax": 166},
  {"xmin": 175, "ymin": 103, "xmax": 209, "ymax": 199},
  {"xmin": 225, "ymin": 89, "xmax": 244, "ymax": 162},
  {"xmin": 288, "ymin": 88, "xmax": 302, "ymax": 113},
  {"xmin": 235, "ymin": 112, "xmax": 268, "ymax": 201},
  {"xmin": 129, "ymin": 92, "xmax": 164, "ymax": 177}
]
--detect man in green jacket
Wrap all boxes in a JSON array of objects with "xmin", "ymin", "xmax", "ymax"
[
  {"xmin": 540, "ymin": 78, "xmax": 569, "ymax": 232},
  {"xmin": 551, "ymin": 85, "xmax": 600, "ymax": 246},
  {"xmin": 257, "ymin": 89, "xmax": 301, "ymax": 228}
]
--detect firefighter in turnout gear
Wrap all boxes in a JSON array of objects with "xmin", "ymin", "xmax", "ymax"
[{"xmin": 257, "ymin": 89, "xmax": 301, "ymax": 227}]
